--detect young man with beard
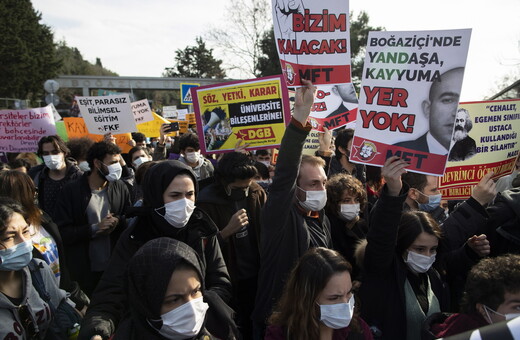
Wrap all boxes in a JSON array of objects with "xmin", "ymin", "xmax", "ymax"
[
  {"xmin": 449, "ymin": 108, "xmax": 477, "ymax": 161},
  {"xmin": 54, "ymin": 141, "xmax": 131, "ymax": 296}
]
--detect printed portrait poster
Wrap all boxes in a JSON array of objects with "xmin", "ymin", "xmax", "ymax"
[
  {"xmin": 0, "ymin": 105, "xmax": 56, "ymax": 152},
  {"xmin": 439, "ymin": 99, "xmax": 520, "ymax": 200},
  {"xmin": 192, "ymin": 75, "xmax": 291, "ymax": 154},
  {"xmin": 308, "ymin": 83, "xmax": 358, "ymax": 132},
  {"xmin": 272, "ymin": 0, "xmax": 351, "ymax": 87},
  {"xmin": 350, "ymin": 29, "xmax": 472, "ymax": 176},
  {"xmin": 76, "ymin": 94, "xmax": 137, "ymax": 135}
]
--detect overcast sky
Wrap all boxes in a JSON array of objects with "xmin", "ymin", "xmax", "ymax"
[{"xmin": 33, "ymin": 0, "xmax": 520, "ymax": 101}]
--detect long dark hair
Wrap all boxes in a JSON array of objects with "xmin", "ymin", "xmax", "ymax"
[
  {"xmin": 269, "ymin": 247, "xmax": 353, "ymax": 340},
  {"xmin": 396, "ymin": 211, "xmax": 441, "ymax": 256},
  {"xmin": 0, "ymin": 197, "xmax": 27, "ymax": 250},
  {"xmin": 0, "ymin": 170, "xmax": 41, "ymax": 226}
]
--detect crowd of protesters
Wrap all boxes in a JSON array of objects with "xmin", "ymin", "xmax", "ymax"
[{"xmin": 0, "ymin": 80, "xmax": 520, "ymax": 340}]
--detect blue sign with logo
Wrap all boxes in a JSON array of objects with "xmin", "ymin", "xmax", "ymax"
[{"xmin": 180, "ymin": 83, "xmax": 200, "ymax": 105}]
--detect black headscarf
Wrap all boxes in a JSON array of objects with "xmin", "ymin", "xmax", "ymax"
[
  {"xmin": 125, "ymin": 237, "xmax": 206, "ymax": 337},
  {"xmin": 128, "ymin": 160, "xmax": 199, "ymax": 238}
]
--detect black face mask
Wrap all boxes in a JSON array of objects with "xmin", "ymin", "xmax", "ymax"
[{"xmin": 226, "ymin": 186, "xmax": 249, "ymax": 201}]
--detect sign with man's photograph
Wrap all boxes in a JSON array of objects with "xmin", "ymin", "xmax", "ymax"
[
  {"xmin": 350, "ymin": 28, "xmax": 472, "ymax": 176},
  {"xmin": 192, "ymin": 75, "xmax": 291, "ymax": 154},
  {"xmin": 439, "ymin": 99, "xmax": 520, "ymax": 199}
]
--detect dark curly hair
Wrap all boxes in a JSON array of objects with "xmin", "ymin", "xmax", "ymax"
[
  {"xmin": 461, "ymin": 254, "xmax": 520, "ymax": 314},
  {"xmin": 325, "ymin": 173, "xmax": 367, "ymax": 217},
  {"xmin": 215, "ymin": 152, "xmax": 257, "ymax": 185},
  {"xmin": 67, "ymin": 137, "xmax": 95, "ymax": 162},
  {"xmin": 86, "ymin": 141, "xmax": 121, "ymax": 170}
]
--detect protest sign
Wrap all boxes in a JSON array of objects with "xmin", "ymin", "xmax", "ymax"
[
  {"xmin": 0, "ymin": 105, "xmax": 57, "ymax": 152},
  {"xmin": 131, "ymin": 99, "xmax": 154, "ymax": 124},
  {"xmin": 177, "ymin": 109, "xmax": 188, "ymax": 121},
  {"xmin": 76, "ymin": 94, "xmax": 137, "ymax": 135},
  {"xmin": 55, "ymin": 121, "xmax": 68, "ymax": 142},
  {"xmin": 63, "ymin": 117, "xmax": 132, "ymax": 153},
  {"xmin": 192, "ymin": 75, "xmax": 291, "ymax": 154},
  {"xmin": 186, "ymin": 113, "xmax": 197, "ymax": 125},
  {"xmin": 163, "ymin": 106, "xmax": 177, "ymax": 119},
  {"xmin": 309, "ymin": 83, "xmax": 358, "ymax": 132},
  {"xmin": 439, "ymin": 99, "xmax": 520, "ymax": 199},
  {"xmin": 349, "ymin": 29, "xmax": 472, "ymax": 176},
  {"xmin": 136, "ymin": 112, "xmax": 176, "ymax": 137},
  {"xmin": 272, "ymin": 0, "xmax": 351, "ymax": 87}
]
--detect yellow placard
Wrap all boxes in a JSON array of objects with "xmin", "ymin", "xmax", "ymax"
[
  {"xmin": 192, "ymin": 76, "xmax": 290, "ymax": 154},
  {"xmin": 63, "ymin": 117, "xmax": 132, "ymax": 153}
]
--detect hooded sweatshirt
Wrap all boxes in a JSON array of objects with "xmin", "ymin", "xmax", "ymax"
[{"xmin": 0, "ymin": 259, "xmax": 67, "ymax": 339}]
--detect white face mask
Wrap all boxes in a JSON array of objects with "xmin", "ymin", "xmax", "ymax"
[
  {"xmin": 298, "ymin": 187, "xmax": 327, "ymax": 211},
  {"xmin": 339, "ymin": 203, "xmax": 360, "ymax": 221},
  {"xmin": 132, "ymin": 156, "xmax": 149, "ymax": 169},
  {"xmin": 157, "ymin": 296, "xmax": 209, "ymax": 339},
  {"xmin": 319, "ymin": 295, "xmax": 355, "ymax": 329},
  {"xmin": 78, "ymin": 161, "xmax": 90, "ymax": 172},
  {"xmin": 157, "ymin": 198, "xmax": 196, "ymax": 229},
  {"xmin": 102, "ymin": 162, "xmax": 122, "ymax": 182},
  {"xmin": 483, "ymin": 305, "xmax": 520, "ymax": 323},
  {"xmin": 184, "ymin": 151, "xmax": 200, "ymax": 164},
  {"xmin": 43, "ymin": 154, "xmax": 64, "ymax": 170},
  {"xmin": 404, "ymin": 250, "xmax": 436, "ymax": 273}
]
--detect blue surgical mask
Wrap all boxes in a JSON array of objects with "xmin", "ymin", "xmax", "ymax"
[
  {"xmin": 0, "ymin": 240, "xmax": 33, "ymax": 271},
  {"xmin": 416, "ymin": 192, "xmax": 442, "ymax": 212}
]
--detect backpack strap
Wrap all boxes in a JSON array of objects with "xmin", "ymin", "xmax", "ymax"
[{"xmin": 28, "ymin": 259, "xmax": 51, "ymax": 303}]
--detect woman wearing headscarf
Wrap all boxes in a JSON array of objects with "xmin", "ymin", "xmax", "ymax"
[
  {"xmin": 79, "ymin": 161, "xmax": 231, "ymax": 340},
  {"xmin": 114, "ymin": 237, "xmax": 238, "ymax": 339}
]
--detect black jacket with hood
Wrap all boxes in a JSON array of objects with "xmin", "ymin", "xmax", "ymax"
[
  {"xmin": 113, "ymin": 237, "xmax": 238, "ymax": 340},
  {"xmin": 79, "ymin": 160, "xmax": 231, "ymax": 340}
]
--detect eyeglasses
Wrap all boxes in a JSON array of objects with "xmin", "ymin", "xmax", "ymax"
[{"xmin": 18, "ymin": 304, "xmax": 39, "ymax": 339}]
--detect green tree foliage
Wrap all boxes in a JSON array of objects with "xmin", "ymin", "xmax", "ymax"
[
  {"xmin": 163, "ymin": 37, "xmax": 226, "ymax": 79},
  {"xmin": 55, "ymin": 41, "xmax": 118, "ymax": 76},
  {"xmin": 349, "ymin": 11, "xmax": 384, "ymax": 86},
  {"xmin": 0, "ymin": 0, "xmax": 60, "ymax": 101},
  {"xmin": 256, "ymin": 11, "xmax": 384, "ymax": 86}
]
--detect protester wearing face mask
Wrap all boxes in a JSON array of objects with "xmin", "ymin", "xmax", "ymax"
[
  {"xmin": 197, "ymin": 152, "xmax": 265, "ymax": 339},
  {"xmin": 178, "ymin": 133, "xmax": 214, "ymax": 181},
  {"xmin": 29, "ymin": 135, "xmax": 83, "ymax": 220},
  {"xmin": 67, "ymin": 137, "xmax": 95, "ymax": 173},
  {"xmin": 112, "ymin": 237, "xmax": 238, "ymax": 340},
  {"xmin": 0, "ymin": 170, "xmax": 90, "ymax": 312},
  {"xmin": 252, "ymin": 80, "xmax": 335, "ymax": 339},
  {"xmin": 0, "ymin": 197, "xmax": 69, "ymax": 339},
  {"xmin": 325, "ymin": 173, "xmax": 368, "ymax": 280},
  {"xmin": 266, "ymin": 247, "xmax": 372, "ymax": 340},
  {"xmin": 399, "ymin": 171, "xmax": 496, "ymax": 253},
  {"xmin": 358, "ymin": 157, "xmax": 488, "ymax": 340},
  {"xmin": 79, "ymin": 160, "xmax": 231, "ymax": 340},
  {"xmin": 129, "ymin": 146, "xmax": 152, "ymax": 170},
  {"xmin": 427, "ymin": 254, "xmax": 520, "ymax": 338},
  {"xmin": 54, "ymin": 141, "xmax": 131, "ymax": 297}
]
